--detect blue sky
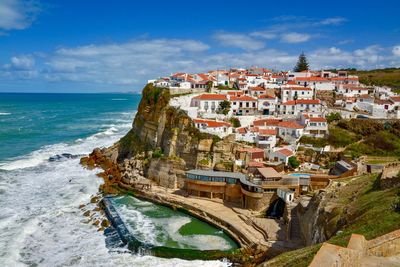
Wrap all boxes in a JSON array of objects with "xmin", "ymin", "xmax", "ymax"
[{"xmin": 0, "ymin": 0, "xmax": 399, "ymax": 93}]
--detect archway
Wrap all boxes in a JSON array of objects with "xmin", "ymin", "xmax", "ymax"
[{"xmin": 266, "ymin": 198, "xmax": 285, "ymax": 219}]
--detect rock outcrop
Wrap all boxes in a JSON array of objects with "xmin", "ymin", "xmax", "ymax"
[{"xmin": 84, "ymin": 84, "xmax": 250, "ymax": 189}]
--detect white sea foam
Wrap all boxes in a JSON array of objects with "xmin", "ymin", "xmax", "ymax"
[
  {"xmin": 0, "ymin": 111, "xmax": 229, "ymax": 267},
  {"xmin": 0, "ymin": 112, "xmax": 11, "ymax": 115}
]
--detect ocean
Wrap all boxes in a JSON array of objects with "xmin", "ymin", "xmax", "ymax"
[{"xmin": 0, "ymin": 93, "xmax": 228, "ymax": 267}]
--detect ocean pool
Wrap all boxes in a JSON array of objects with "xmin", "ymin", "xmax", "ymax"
[{"xmin": 110, "ymin": 195, "xmax": 239, "ymax": 251}]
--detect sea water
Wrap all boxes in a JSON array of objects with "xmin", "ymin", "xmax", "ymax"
[{"xmin": 0, "ymin": 93, "xmax": 229, "ymax": 267}]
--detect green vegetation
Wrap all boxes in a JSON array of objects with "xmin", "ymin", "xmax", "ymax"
[
  {"xmin": 152, "ymin": 148, "xmax": 164, "ymax": 158},
  {"xmin": 229, "ymin": 117, "xmax": 241, "ymax": 128},
  {"xmin": 198, "ymin": 158, "xmax": 210, "ymax": 166},
  {"xmin": 217, "ymin": 100, "xmax": 231, "ymax": 115},
  {"xmin": 294, "ymin": 52, "xmax": 309, "ymax": 72},
  {"xmin": 299, "ymin": 136, "xmax": 328, "ymax": 148},
  {"xmin": 288, "ymin": 156, "xmax": 300, "ymax": 169},
  {"xmin": 265, "ymin": 174, "xmax": 400, "ymax": 266},
  {"xmin": 327, "ymin": 119, "xmax": 400, "ymax": 157},
  {"xmin": 327, "ymin": 126, "xmax": 359, "ymax": 148},
  {"xmin": 262, "ymin": 244, "xmax": 321, "ymax": 267},
  {"xmin": 326, "ymin": 112, "xmax": 342, "ymax": 123},
  {"xmin": 349, "ymin": 68, "xmax": 400, "ymax": 91}
]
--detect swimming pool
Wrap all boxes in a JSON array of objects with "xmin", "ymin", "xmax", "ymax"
[{"xmin": 288, "ymin": 173, "xmax": 311, "ymax": 178}]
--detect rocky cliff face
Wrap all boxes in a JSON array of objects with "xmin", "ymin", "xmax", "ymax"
[{"xmin": 96, "ymin": 84, "xmax": 248, "ymax": 189}]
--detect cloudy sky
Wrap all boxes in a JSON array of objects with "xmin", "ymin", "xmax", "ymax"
[{"xmin": 0, "ymin": 0, "xmax": 399, "ymax": 92}]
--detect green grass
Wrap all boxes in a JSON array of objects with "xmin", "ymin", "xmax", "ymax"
[
  {"xmin": 262, "ymin": 174, "xmax": 400, "ymax": 266},
  {"xmin": 349, "ymin": 68, "xmax": 400, "ymax": 90},
  {"xmin": 260, "ymin": 244, "xmax": 321, "ymax": 267}
]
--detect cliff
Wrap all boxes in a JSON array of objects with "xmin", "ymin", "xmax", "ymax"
[{"xmin": 87, "ymin": 84, "xmax": 247, "ymax": 189}]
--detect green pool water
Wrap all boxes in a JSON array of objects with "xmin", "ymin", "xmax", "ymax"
[{"xmin": 110, "ymin": 195, "xmax": 238, "ymax": 251}]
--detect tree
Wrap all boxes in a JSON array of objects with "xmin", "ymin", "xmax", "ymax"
[
  {"xmin": 294, "ymin": 52, "xmax": 309, "ymax": 72},
  {"xmin": 288, "ymin": 156, "xmax": 300, "ymax": 169},
  {"xmin": 229, "ymin": 117, "xmax": 241, "ymax": 128},
  {"xmin": 217, "ymin": 100, "xmax": 231, "ymax": 115}
]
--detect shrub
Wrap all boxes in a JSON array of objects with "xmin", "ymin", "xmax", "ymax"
[
  {"xmin": 326, "ymin": 112, "xmax": 342, "ymax": 123},
  {"xmin": 288, "ymin": 156, "xmax": 300, "ymax": 169},
  {"xmin": 327, "ymin": 127, "xmax": 359, "ymax": 148},
  {"xmin": 152, "ymin": 148, "xmax": 163, "ymax": 158},
  {"xmin": 217, "ymin": 100, "xmax": 231, "ymax": 115},
  {"xmin": 229, "ymin": 117, "xmax": 241, "ymax": 128}
]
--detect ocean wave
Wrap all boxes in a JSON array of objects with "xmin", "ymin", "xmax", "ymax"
[
  {"xmin": 0, "ymin": 112, "xmax": 11, "ymax": 116},
  {"xmin": 111, "ymin": 98, "xmax": 128, "ymax": 101},
  {"xmin": 0, "ymin": 121, "xmax": 131, "ymax": 171}
]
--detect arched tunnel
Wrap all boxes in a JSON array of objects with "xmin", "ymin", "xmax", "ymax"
[{"xmin": 266, "ymin": 198, "xmax": 286, "ymax": 219}]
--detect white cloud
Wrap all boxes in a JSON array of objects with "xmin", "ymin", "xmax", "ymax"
[
  {"xmin": 249, "ymin": 31, "xmax": 277, "ymax": 40},
  {"xmin": 393, "ymin": 45, "xmax": 400, "ymax": 57},
  {"xmin": 214, "ymin": 32, "xmax": 265, "ymax": 50},
  {"xmin": 281, "ymin": 32, "xmax": 311, "ymax": 43},
  {"xmin": 319, "ymin": 17, "xmax": 347, "ymax": 26},
  {"xmin": 1, "ymin": 36, "xmax": 399, "ymax": 90},
  {"xmin": 0, "ymin": 0, "xmax": 40, "ymax": 31}
]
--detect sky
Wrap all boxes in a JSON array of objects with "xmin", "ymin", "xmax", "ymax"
[{"xmin": 0, "ymin": 0, "xmax": 399, "ymax": 93}]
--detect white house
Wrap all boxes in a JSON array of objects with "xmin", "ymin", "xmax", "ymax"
[
  {"xmin": 235, "ymin": 127, "xmax": 257, "ymax": 143},
  {"xmin": 229, "ymin": 95, "xmax": 258, "ymax": 115},
  {"xmin": 277, "ymin": 121, "xmax": 304, "ymax": 143},
  {"xmin": 190, "ymin": 94, "xmax": 228, "ymax": 115},
  {"xmin": 281, "ymin": 86, "xmax": 313, "ymax": 102},
  {"xmin": 277, "ymin": 99, "xmax": 321, "ymax": 116},
  {"xmin": 193, "ymin": 118, "xmax": 233, "ymax": 138},
  {"xmin": 255, "ymin": 129, "xmax": 277, "ymax": 149},
  {"xmin": 257, "ymin": 94, "xmax": 278, "ymax": 115},
  {"xmin": 294, "ymin": 77, "xmax": 335, "ymax": 91},
  {"xmin": 269, "ymin": 148, "xmax": 294, "ymax": 165},
  {"xmin": 302, "ymin": 115, "xmax": 328, "ymax": 138},
  {"xmin": 338, "ymin": 85, "xmax": 369, "ymax": 97}
]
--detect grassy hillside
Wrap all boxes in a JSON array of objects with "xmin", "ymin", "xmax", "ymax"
[
  {"xmin": 261, "ymin": 174, "xmax": 400, "ymax": 267},
  {"xmin": 348, "ymin": 68, "xmax": 400, "ymax": 91}
]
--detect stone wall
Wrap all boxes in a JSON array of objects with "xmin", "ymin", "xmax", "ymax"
[
  {"xmin": 380, "ymin": 162, "xmax": 400, "ymax": 189},
  {"xmin": 309, "ymin": 230, "xmax": 400, "ymax": 266}
]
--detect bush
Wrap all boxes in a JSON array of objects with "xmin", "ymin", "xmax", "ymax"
[
  {"xmin": 217, "ymin": 100, "xmax": 231, "ymax": 115},
  {"xmin": 152, "ymin": 148, "xmax": 163, "ymax": 158},
  {"xmin": 288, "ymin": 156, "xmax": 300, "ymax": 169},
  {"xmin": 299, "ymin": 136, "xmax": 328, "ymax": 147},
  {"xmin": 326, "ymin": 112, "xmax": 342, "ymax": 123},
  {"xmin": 327, "ymin": 127, "xmax": 359, "ymax": 148},
  {"xmin": 229, "ymin": 117, "xmax": 241, "ymax": 128}
]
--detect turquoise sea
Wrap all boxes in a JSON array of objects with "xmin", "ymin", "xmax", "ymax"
[{"xmin": 0, "ymin": 93, "xmax": 229, "ymax": 267}]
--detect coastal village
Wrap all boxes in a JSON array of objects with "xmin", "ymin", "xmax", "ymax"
[{"xmin": 83, "ymin": 58, "xmax": 400, "ymax": 266}]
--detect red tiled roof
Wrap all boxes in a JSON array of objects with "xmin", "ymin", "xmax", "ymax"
[
  {"xmin": 193, "ymin": 119, "xmax": 231, "ymax": 128},
  {"xmin": 229, "ymin": 95, "xmax": 257, "ymax": 101},
  {"xmin": 283, "ymin": 86, "xmax": 312, "ymax": 91},
  {"xmin": 253, "ymin": 118, "xmax": 281, "ymax": 127},
  {"xmin": 296, "ymin": 99, "xmax": 321, "ymax": 105},
  {"xmin": 295, "ymin": 77, "xmax": 330, "ymax": 82},
  {"xmin": 259, "ymin": 129, "xmax": 277, "ymax": 135},
  {"xmin": 276, "ymin": 149, "xmax": 294, "ymax": 157},
  {"xmin": 248, "ymin": 161, "xmax": 264, "ymax": 167},
  {"xmin": 390, "ymin": 96, "xmax": 400, "ymax": 102},
  {"xmin": 249, "ymin": 86, "xmax": 266, "ymax": 91},
  {"xmin": 374, "ymin": 99, "xmax": 392, "ymax": 105},
  {"xmin": 238, "ymin": 147, "xmax": 264, "ymax": 153},
  {"xmin": 236, "ymin": 127, "xmax": 247, "ymax": 134},
  {"xmin": 193, "ymin": 94, "xmax": 227, "ymax": 100},
  {"xmin": 278, "ymin": 121, "xmax": 304, "ymax": 129},
  {"xmin": 258, "ymin": 94, "xmax": 275, "ymax": 99},
  {"xmin": 309, "ymin": 117, "xmax": 327, "ymax": 122},
  {"xmin": 282, "ymin": 100, "xmax": 296, "ymax": 105}
]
